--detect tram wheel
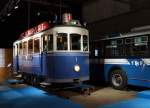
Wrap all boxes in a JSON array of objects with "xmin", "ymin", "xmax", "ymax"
[
  {"xmin": 110, "ymin": 69, "xmax": 127, "ymax": 90},
  {"xmin": 22, "ymin": 73, "xmax": 27, "ymax": 83},
  {"xmin": 32, "ymin": 76, "xmax": 39, "ymax": 86}
]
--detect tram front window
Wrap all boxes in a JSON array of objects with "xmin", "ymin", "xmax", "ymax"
[
  {"xmin": 83, "ymin": 35, "xmax": 88, "ymax": 51},
  {"xmin": 57, "ymin": 33, "xmax": 67, "ymax": 50},
  {"xmin": 70, "ymin": 34, "xmax": 81, "ymax": 51}
]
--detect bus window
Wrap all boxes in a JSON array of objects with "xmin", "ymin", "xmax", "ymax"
[
  {"xmin": 70, "ymin": 34, "xmax": 81, "ymax": 51},
  {"xmin": 125, "ymin": 38, "xmax": 134, "ymax": 56},
  {"xmin": 83, "ymin": 35, "xmax": 88, "ymax": 51},
  {"xmin": 48, "ymin": 35, "xmax": 53, "ymax": 51},
  {"xmin": 133, "ymin": 36, "xmax": 148, "ymax": 56},
  {"xmin": 23, "ymin": 41, "xmax": 27, "ymax": 55},
  {"xmin": 105, "ymin": 39, "xmax": 123, "ymax": 57},
  {"xmin": 57, "ymin": 33, "xmax": 67, "ymax": 50},
  {"xmin": 34, "ymin": 38, "xmax": 40, "ymax": 53},
  {"xmin": 28, "ymin": 39, "xmax": 33, "ymax": 54}
]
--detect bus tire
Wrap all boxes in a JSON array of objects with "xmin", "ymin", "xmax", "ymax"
[{"xmin": 110, "ymin": 69, "xmax": 127, "ymax": 90}]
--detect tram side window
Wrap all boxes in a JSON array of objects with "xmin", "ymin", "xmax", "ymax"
[
  {"xmin": 19, "ymin": 43, "xmax": 22, "ymax": 55},
  {"xmin": 70, "ymin": 34, "xmax": 81, "ymax": 51},
  {"xmin": 28, "ymin": 39, "xmax": 33, "ymax": 54},
  {"xmin": 57, "ymin": 33, "xmax": 67, "ymax": 50},
  {"xmin": 34, "ymin": 38, "xmax": 40, "ymax": 53},
  {"xmin": 48, "ymin": 35, "xmax": 53, "ymax": 51},
  {"xmin": 43, "ymin": 35, "xmax": 48, "ymax": 51},
  {"xmin": 13, "ymin": 44, "xmax": 18, "ymax": 56},
  {"xmin": 83, "ymin": 35, "xmax": 88, "ymax": 51},
  {"xmin": 23, "ymin": 41, "xmax": 28, "ymax": 55}
]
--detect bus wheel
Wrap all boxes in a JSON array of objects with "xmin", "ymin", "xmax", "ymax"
[{"xmin": 110, "ymin": 70, "xmax": 127, "ymax": 90}]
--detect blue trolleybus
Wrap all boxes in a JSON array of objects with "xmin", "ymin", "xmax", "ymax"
[
  {"xmin": 13, "ymin": 21, "xmax": 89, "ymax": 85},
  {"xmin": 92, "ymin": 29, "xmax": 150, "ymax": 89}
]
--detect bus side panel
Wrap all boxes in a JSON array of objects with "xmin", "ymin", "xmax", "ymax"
[
  {"xmin": 104, "ymin": 61, "xmax": 150, "ymax": 88},
  {"xmin": 104, "ymin": 64, "xmax": 131, "ymax": 81}
]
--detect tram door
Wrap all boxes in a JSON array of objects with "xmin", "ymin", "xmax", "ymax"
[
  {"xmin": 41, "ymin": 34, "xmax": 54, "ymax": 77},
  {"xmin": 13, "ymin": 43, "xmax": 19, "ymax": 72},
  {"xmin": 32, "ymin": 37, "xmax": 42, "ymax": 76}
]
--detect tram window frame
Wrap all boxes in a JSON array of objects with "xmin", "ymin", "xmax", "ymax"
[
  {"xmin": 33, "ymin": 38, "xmax": 40, "ymax": 53},
  {"xmin": 28, "ymin": 39, "xmax": 33, "ymax": 54},
  {"xmin": 42, "ymin": 34, "xmax": 53, "ymax": 52},
  {"xmin": 83, "ymin": 35, "xmax": 89, "ymax": 51},
  {"xmin": 70, "ymin": 33, "xmax": 81, "ymax": 51},
  {"xmin": 22, "ymin": 41, "xmax": 28, "ymax": 55},
  {"xmin": 13, "ymin": 44, "xmax": 18, "ymax": 56},
  {"xmin": 48, "ymin": 34, "xmax": 53, "ymax": 51},
  {"xmin": 43, "ymin": 34, "xmax": 48, "ymax": 52},
  {"xmin": 57, "ymin": 33, "xmax": 68, "ymax": 51},
  {"xmin": 19, "ymin": 42, "xmax": 22, "ymax": 55}
]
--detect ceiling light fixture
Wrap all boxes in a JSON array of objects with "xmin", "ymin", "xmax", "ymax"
[
  {"xmin": 14, "ymin": 5, "xmax": 18, "ymax": 9},
  {"xmin": 7, "ymin": 13, "xmax": 11, "ymax": 16}
]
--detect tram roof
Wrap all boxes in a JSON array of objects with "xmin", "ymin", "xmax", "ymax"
[{"xmin": 13, "ymin": 24, "xmax": 88, "ymax": 44}]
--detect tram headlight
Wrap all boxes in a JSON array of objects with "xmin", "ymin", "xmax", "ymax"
[{"xmin": 74, "ymin": 65, "xmax": 80, "ymax": 72}]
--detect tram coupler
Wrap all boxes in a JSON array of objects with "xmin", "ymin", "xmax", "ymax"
[{"xmin": 73, "ymin": 83, "xmax": 95, "ymax": 96}]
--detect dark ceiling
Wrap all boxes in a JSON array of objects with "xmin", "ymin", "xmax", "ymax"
[
  {"xmin": 1, "ymin": 0, "xmax": 149, "ymax": 48},
  {"xmin": 0, "ymin": 0, "xmax": 89, "ymax": 48}
]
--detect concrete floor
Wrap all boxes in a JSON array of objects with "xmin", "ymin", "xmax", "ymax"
[
  {"xmin": 1, "ymin": 79, "xmax": 139, "ymax": 108},
  {"xmin": 47, "ymin": 86, "xmax": 137, "ymax": 108},
  {"xmin": 71, "ymin": 87, "xmax": 136, "ymax": 108}
]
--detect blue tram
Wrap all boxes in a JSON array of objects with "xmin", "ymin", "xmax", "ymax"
[{"xmin": 13, "ymin": 22, "xmax": 89, "ymax": 84}]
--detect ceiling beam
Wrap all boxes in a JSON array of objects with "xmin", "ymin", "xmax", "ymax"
[
  {"xmin": 113, "ymin": 0, "xmax": 130, "ymax": 4},
  {"xmin": 22, "ymin": 0, "xmax": 68, "ymax": 8},
  {"xmin": 0, "ymin": 0, "xmax": 20, "ymax": 17}
]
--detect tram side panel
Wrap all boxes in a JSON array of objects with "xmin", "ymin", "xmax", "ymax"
[{"xmin": 46, "ymin": 52, "xmax": 89, "ymax": 83}]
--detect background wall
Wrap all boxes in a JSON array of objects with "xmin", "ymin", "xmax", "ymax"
[{"xmin": 0, "ymin": 49, "xmax": 13, "ymax": 84}]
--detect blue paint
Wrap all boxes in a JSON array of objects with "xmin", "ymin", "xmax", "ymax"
[
  {"xmin": 14, "ymin": 52, "xmax": 89, "ymax": 83},
  {"xmin": 136, "ymin": 90, "xmax": 150, "ymax": 99},
  {"xmin": 100, "ymin": 98, "xmax": 150, "ymax": 108},
  {"xmin": 104, "ymin": 58, "xmax": 150, "ymax": 88},
  {"xmin": 0, "ymin": 85, "xmax": 84, "ymax": 108},
  {"xmin": 45, "ymin": 52, "xmax": 89, "ymax": 82},
  {"xmin": 100, "ymin": 90, "xmax": 150, "ymax": 108}
]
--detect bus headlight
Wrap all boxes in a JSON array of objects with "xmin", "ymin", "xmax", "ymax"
[{"xmin": 74, "ymin": 65, "xmax": 80, "ymax": 72}]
